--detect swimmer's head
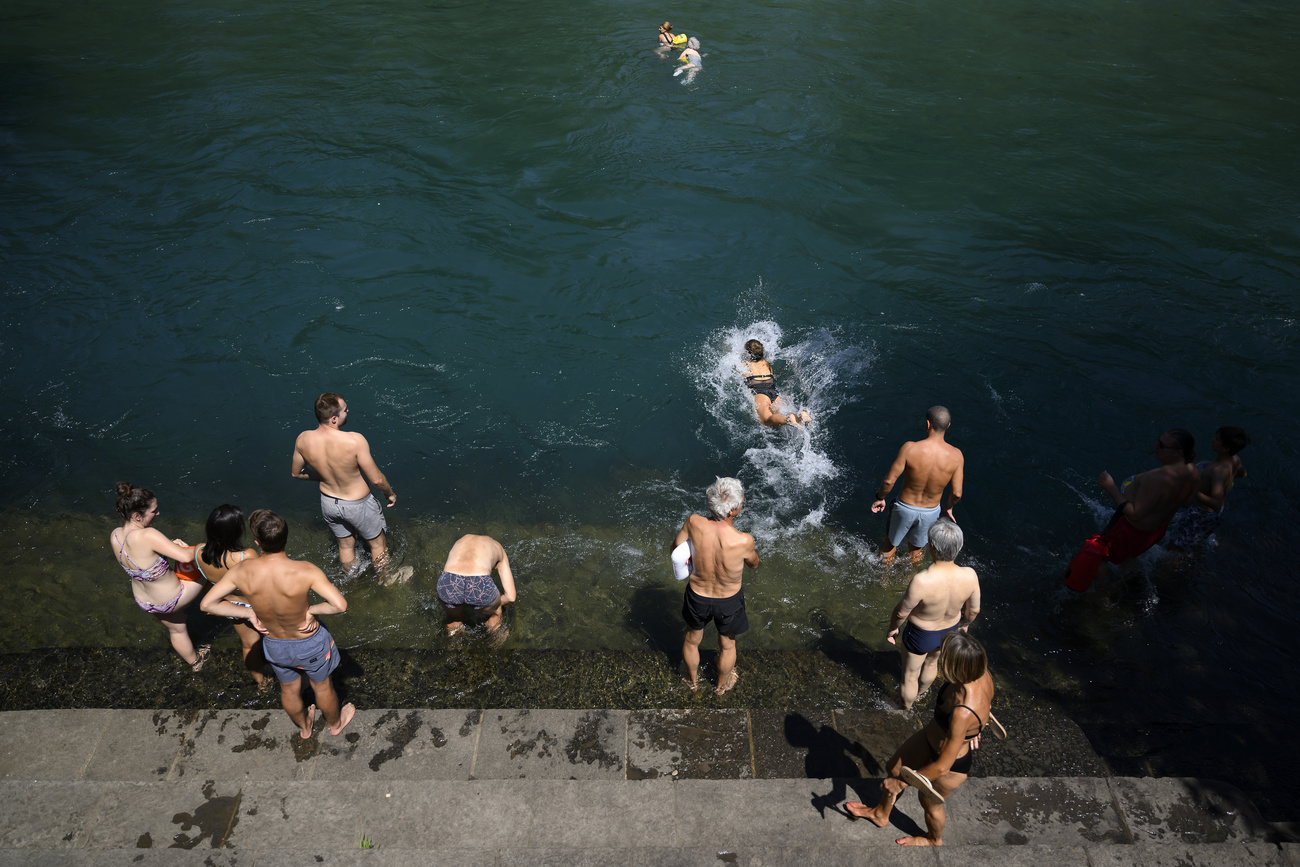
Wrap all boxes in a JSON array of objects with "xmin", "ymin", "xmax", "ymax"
[
  {"xmin": 1159, "ymin": 428, "xmax": 1196, "ymax": 464},
  {"xmin": 115, "ymin": 482, "xmax": 157, "ymax": 521},
  {"xmin": 687, "ymin": 37, "xmax": 700, "ymax": 50},
  {"xmin": 926, "ymin": 405, "xmax": 951, "ymax": 432},
  {"xmin": 1215, "ymin": 425, "xmax": 1250, "ymax": 455},
  {"xmin": 927, "ymin": 517, "xmax": 964, "ymax": 562},
  {"xmin": 938, "ymin": 632, "xmax": 987, "ymax": 685},
  {"xmin": 744, "ymin": 339, "xmax": 765, "ymax": 361},
  {"xmin": 315, "ymin": 392, "xmax": 346, "ymax": 424},
  {"xmin": 250, "ymin": 509, "xmax": 289, "ymax": 553},
  {"xmin": 706, "ymin": 476, "xmax": 744, "ymax": 519},
  {"xmin": 205, "ymin": 504, "xmax": 246, "ymax": 557},
  {"xmin": 660, "ymin": 21, "xmax": 672, "ymax": 32}
]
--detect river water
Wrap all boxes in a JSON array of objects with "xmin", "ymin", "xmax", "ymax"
[{"xmin": 3, "ymin": 0, "xmax": 1299, "ymax": 815}]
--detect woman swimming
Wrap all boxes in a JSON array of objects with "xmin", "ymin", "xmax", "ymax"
[
  {"xmin": 658, "ymin": 21, "xmax": 676, "ymax": 45},
  {"xmin": 108, "ymin": 483, "xmax": 208, "ymax": 671},
  {"xmin": 743, "ymin": 339, "xmax": 812, "ymax": 428},
  {"xmin": 192, "ymin": 504, "xmax": 267, "ymax": 687},
  {"xmin": 844, "ymin": 632, "xmax": 995, "ymax": 846}
]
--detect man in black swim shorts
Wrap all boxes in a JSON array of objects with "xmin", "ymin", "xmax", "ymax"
[{"xmin": 672, "ymin": 477, "xmax": 760, "ymax": 696}]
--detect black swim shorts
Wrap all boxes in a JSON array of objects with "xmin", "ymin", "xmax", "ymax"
[{"xmin": 681, "ymin": 585, "xmax": 750, "ymax": 637}]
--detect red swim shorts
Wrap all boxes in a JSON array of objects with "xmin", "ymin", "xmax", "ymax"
[{"xmin": 1103, "ymin": 514, "xmax": 1167, "ymax": 563}]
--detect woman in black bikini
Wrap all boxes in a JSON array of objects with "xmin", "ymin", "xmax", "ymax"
[
  {"xmin": 844, "ymin": 632, "xmax": 994, "ymax": 846},
  {"xmin": 742, "ymin": 339, "xmax": 811, "ymax": 428}
]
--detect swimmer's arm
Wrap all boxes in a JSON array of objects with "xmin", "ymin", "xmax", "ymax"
[
  {"xmin": 290, "ymin": 439, "xmax": 318, "ymax": 482},
  {"xmin": 887, "ymin": 583, "xmax": 921, "ymax": 644},
  {"xmin": 960, "ymin": 581, "xmax": 981, "ymax": 631},
  {"xmin": 355, "ymin": 435, "xmax": 397, "ymax": 506},
  {"xmin": 917, "ymin": 709, "xmax": 975, "ymax": 779},
  {"xmin": 743, "ymin": 534, "xmax": 760, "ymax": 570},
  {"xmin": 945, "ymin": 454, "xmax": 964, "ymax": 519},
  {"xmin": 1098, "ymin": 471, "xmax": 1127, "ymax": 508},
  {"xmin": 872, "ymin": 446, "xmax": 910, "ymax": 512},
  {"xmin": 200, "ymin": 575, "xmax": 253, "ymax": 621},
  {"xmin": 496, "ymin": 549, "xmax": 517, "ymax": 604},
  {"xmin": 146, "ymin": 529, "xmax": 195, "ymax": 563}
]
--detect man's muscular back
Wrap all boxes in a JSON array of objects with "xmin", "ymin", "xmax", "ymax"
[
  {"xmin": 232, "ymin": 556, "xmax": 330, "ymax": 640},
  {"xmin": 682, "ymin": 514, "xmax": 758, "ymax": 598},
  {"xmin": 294, "ymin": 428, "xmax": 372, "ymax": 500},
  {"xmin": 896, "ymin": 438, "xmax": 964, "ymax": 509}
]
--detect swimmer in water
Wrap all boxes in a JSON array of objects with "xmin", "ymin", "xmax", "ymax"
[
  {"xmin": 742, "ymin": 339, "xmax": 812, "ymax": 428},
  {"xmin": 674, "ymin": 37, "xmax": 703, "ymax": 81},
  {"xmin": 658, "ymin": 21, "xmax": 676, "ymax": 46}
]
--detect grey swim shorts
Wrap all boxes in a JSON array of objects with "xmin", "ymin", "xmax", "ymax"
[
  {"xmin": 320, "ymin": 492, "xmax": 386, "ymax": 540},
  {"xmin": 262, "ymin": 624, "xmax": 340, "ymax": 684},
  {"xmin": 887, "ymin": 500, "xmax": 942, "ymax": 548}
]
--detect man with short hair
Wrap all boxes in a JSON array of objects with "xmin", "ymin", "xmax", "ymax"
[
  {"xmin": 291, "ymin": 393, "xmax": 399, "ymax": 573},
  {"xmin": 201, "ymin": 510, "xmax": 355, "ymax": 738},
  {"xmin": 673, "ymin": 477, "xmax": 760, "ymax": 695},
  {"xmin": 872, "ymin": 406, "xmax": 965, "ymax": 564},
  {"xmin": 885, "ymin": 518, "xmax": 981, "ymax": 710}
]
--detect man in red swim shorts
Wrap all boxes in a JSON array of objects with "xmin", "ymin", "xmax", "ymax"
[{"xmin": 1065, "ymin": 429, "xmax": 1199, "ymax": 592}]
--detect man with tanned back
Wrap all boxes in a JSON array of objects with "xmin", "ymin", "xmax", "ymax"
[
  {"xmin": 437, "ymin": 534, "xmax": 517, "ymax": 643},
  {"xmin": 291, "ymin": 393, "xmax": 402, "ymax": 576},
  {"xmin": 674, "ymin": 477, "xmax": 760, "ymax": 696},
  {"xmin": 885, "ymin": 518, "xmax": 981, "ymax": 710},
  {"xmin": 201, "ymin": 510, "xmax": 355, "ymax": 738},
  {"xmin": 872, "ymin": 406, "xmax": 965, "ymax": 564}
]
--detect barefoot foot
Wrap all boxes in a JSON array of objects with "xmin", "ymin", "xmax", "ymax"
[
  {"xmin": 897, "ymin": 836, "xmax": 941, "ymax": 846},
  {"xmin": 329, "ymin": 702, "xmax": 356, "ymax": 736},
  {"xmin": 844, "ymin": 801, "xmax": 890, "ymax": 827},
  {"xmin": 298, "ymin": 704, "xmax": 316, "ymax": 739},
  {"xmin": 714, "ymin": 668, "xmax": 739, "ymax": 696}
]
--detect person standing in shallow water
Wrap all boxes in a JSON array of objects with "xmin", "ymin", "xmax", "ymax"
[
  {"xmin": 872, "ymin": 406, "xmax": 964, "ymax": 565},
  {"xmin": 845, "ymin": 631, "xmax": 994, "ymax": 847},
  {"xmin": 674, "ymin": 477, "xmax": 760, "ymax": 695},
  {"xmin": 885, "ymin": 518, "xmax": 980, "ymax": 711},
  {"xmin": 202, "ymin": 510, "xmax": 355, "ymax": 738},
  {"xmin": 437, "ymin": 534, "xmax": 517, "ymax": 644},
  {"xmin": 291, "ymin": 392, "xmax": 405, "ymax": 579},
  {"xmin": 187, "ymin": 504, "xmax": 266, "ymax": 688},
  {"xmin": 107, "ymin": 483, "xmax": 207, "ymax": 671}
]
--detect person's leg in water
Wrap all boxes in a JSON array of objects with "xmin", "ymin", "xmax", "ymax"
[
  {"xmin": 715, "ymin": 633, "xmax": 739, "ymax": 695},
  {"xmin": 481, "ymin": 597, "xmax": 507, "ymax": 645},
  {"xmin": 156, "ymin": 582, "xmax": 208, "ymax": 669},
  {"xmin": 336, "ymin": 533, "xmax": 359, "ymax": 570},
  {"xmin": 365, "ymin": 530, "xmax": 390, "ymax": 571},
  {"xmin": 232, "ymin": 620, "xmax": 266, "ymax": 688},
  {"xmin": 899, "ymin": 646, "xmax": 940, "ymax": 710},
  {"xmin": 681, "ymin": 627, "xmax": 705, "ymax": 690},
  {"xmin": 442, "ymin": 603, "xmax": 468, "ymax": 636}
]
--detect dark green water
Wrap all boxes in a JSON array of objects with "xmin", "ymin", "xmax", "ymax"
[{"xmin": 2, "ymin": 0, "xmax": 1299, "ymax": 815}]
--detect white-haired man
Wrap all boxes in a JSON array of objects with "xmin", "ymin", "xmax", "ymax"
[{"xmin": 673, "ymin": 477, "xmax": 760, "ymax": 695}]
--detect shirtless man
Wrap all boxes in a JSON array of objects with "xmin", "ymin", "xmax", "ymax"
[
  {"xmin": 885, "ymin": 518, "xmax": 980, "ymax": 710},
  {"xmin": 201, "ymin": 510, "xmax": 355, "ymax": 738},
  {"xmin": 674, "ymin": 477, "xmax": 760, "ymax": 695},
  {"xmin": 291, "ymin": 393, "xmax": 398, "ymax": 573},
  {"xmin": 437, "ymin": 534, "xmax": 517, "ymax": 642},
  {"xmin": 872, "ymin": 407, "xmax": 965, "ymax": 564},
  {"xmin": 1167, "ymin": 426, "xmax": 1249, "ymax": 550}
]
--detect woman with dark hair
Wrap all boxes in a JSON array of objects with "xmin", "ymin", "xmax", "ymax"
[
  {"xmin": 742, "ymin": 339, "xmax": 811, "ymax": 428},
  {"xmin": 191, "ymin": 505, "xmax": 266, "ymax": 687},
  {"xmin": 107, "ymin": 483, "xmax": 207, "ymax": 671},
  {"xmin": 845, "ymin": 632, "xmax": 995, "ymax": 846}
]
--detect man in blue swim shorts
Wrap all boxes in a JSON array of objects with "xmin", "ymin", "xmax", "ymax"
[
  {"xmin": 872, "ymin": 406, "xmax": 965, "ymax": 564},
  {"xmin": 883, "ymin": 518, "xmax": 980, "ymax": 710},
  {"xmin": 673, "ymin": 477, "xmax": 760, "ymax": 696},
  {"xmin": 437, "ymin": 534, "xmax": 517, "ymax": 643},
  {"xmin": 202, "ymin": 510, "xmax": 356, "ymax": 738}
]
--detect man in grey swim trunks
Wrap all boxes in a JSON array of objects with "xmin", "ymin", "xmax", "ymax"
[
  {"xmin": 872, "ymin": 406, "xmax": 964, "ymax": 565},
  {"xmin": 201, "ymin": 510, "xmax": 355, "ymax": 738},
  {"xmin": 291, "ymin": 393, "xmax": 400, "ymax": 574}
]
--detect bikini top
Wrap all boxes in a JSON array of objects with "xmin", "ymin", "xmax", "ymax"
[
  {"xmin": 193, "ymin": 544, "xmax": 247, "ymax": 582},
  {"xmin": 115, "ymin": 528, "xmax": 170, "ymax": 582},
  {"xmin": 934, "ymin": 681, "xmax": 986, "ymax": 740},
  {"xmin": 744, "ymin": 362, "xmax": 775, "ymax": 387}
]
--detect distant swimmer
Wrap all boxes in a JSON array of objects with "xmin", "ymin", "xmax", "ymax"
[
  {"xmin": 202, "ymin": 510, "xmax": 355, "ymax": 738},
  {"xmin": 1166, "ymin": 426, "xmax": 1249, "ymax": 551},
  {"xmin": 1063, "ymin": 428, "xmax": 1198, "ymax": 592},
  {"xmin": 658, "ymin": 21, "xmax": 684, "ymax": 46},
  {"xmin": 743, "ymin": 339, "xmax": 812, "ymax": 428},
  {"xmin": 437, "ymin": 534, "xmax": 517, "ymax": 644},
  {"xmin": 291, "ymin": 392, "xmax": 407, "ymax": 581},
  {"xmin": 674, "ymin": 37, "xmax": 703, "ymax": 80},
  {"xmin": 108, "ymin": 483, "xmax": 207, "ymax": 671},
  {"xmin": 872, "ymin": 407, "xmax": 964, "ymax": 565},
  {"xmin": 885, "ymin": 518, "xmax": 980, "ymax": 711},
  {"xmin": 674, "ymin": 476, "xmax": 760, "ymax": 695}
]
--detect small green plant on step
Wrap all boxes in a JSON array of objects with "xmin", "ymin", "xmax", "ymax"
[{"xmin": 359, "ymin": 831, "xmax": 374, "ymax": 850}]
